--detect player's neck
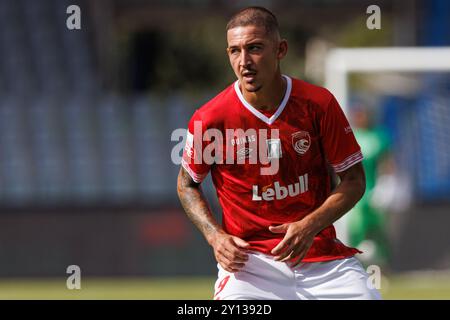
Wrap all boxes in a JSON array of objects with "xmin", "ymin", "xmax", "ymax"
[{"xmin": 241, "ymin": 74, "xmax": 286, "ymax": 112}]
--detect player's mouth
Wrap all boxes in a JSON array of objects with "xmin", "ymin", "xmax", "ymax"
[{"xmin": 242, "ymin": 71, "xmax": 257, "ymax": 83}]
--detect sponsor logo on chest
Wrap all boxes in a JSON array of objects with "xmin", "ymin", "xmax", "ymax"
[
  {"xmin": 252, "ymin": 173, "xmax": 309, "ymax": 201},
  {"xmin": 230, "ymin": 135, "xmax": 256, "ymax": 146}
]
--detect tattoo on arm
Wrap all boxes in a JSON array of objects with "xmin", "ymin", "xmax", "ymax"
[{"xmin": 177, "ymin": 167, "xmax": 222, "ymax": 244}]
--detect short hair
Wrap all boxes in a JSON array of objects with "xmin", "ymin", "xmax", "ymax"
[{"xmin": 226, "ymin": 6, "xmax": 279, "ymax": 38}]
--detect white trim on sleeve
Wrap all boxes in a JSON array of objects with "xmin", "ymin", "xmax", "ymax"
[
  {"xmin": 332, "ymin": 150, "xmax": 364, "ymax": 173},
  {"xmin": 181, "ymin": 158, "xmax": 208, "ymax": 183}
]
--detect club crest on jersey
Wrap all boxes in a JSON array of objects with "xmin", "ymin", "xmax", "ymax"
[
  {"xmin": 292, "ymin": 131, "xmax": 310, "ymax": 155},
  {"xmin": 266, "ymin": 139, "xmax": 282, "ymax": 159}
]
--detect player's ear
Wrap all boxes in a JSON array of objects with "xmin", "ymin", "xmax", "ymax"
[{"xmin": 277, "ymin": 39, "xmax": 288, "ymax": 59}]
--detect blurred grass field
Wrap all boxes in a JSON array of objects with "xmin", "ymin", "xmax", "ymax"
[{"xmin": 0, "ymin": 273, "xmax": 449, "ymax": 299}]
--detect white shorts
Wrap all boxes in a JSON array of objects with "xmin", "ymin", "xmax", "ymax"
[{"xmin": 213, "ymin": 251, "xmax": 381, "ymax": 300}]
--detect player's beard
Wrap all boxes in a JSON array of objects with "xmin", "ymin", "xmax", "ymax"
[{"xmin": 243, "ymin": 81, "xmax": 262, "ymax": 92}]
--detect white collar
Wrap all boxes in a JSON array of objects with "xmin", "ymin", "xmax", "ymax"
[{"xmin": 234, "ymin": 74, "xmax": 292, "ymax": 125}]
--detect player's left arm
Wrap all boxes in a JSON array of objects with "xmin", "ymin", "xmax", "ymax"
[{"xmin": 270, "ymin": 162, "xmax": 366, "ymax": 266}]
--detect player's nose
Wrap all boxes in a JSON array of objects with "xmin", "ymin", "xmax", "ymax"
[{"xmin": 239, "ymin": 50, "xmax": 252, "ymax": 69}]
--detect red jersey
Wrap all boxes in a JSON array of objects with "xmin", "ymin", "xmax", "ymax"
[{"xmin": 182, "ymin": 75, "xmax": 362, "ymax": 262}]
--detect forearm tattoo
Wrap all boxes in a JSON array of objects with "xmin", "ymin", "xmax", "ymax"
[{"xmin": 177, "ymin": 168, "xmax": 221, "ymax": 242}]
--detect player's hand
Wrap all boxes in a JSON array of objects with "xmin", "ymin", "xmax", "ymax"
[
  {"xmin": 210, "ymin": 231, "xmax": 250, "ymax": 273},
  {"xmin": 269, "ymin": 221, "xmax": 316, "ymax": 267}
]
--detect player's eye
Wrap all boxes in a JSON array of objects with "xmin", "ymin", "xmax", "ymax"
[
  {"xmin": 229, "ymin": 48, "xmax": 239, "ymax": 55},
  {"xmin": 249, "ymin": 45, "xmax": 262, "ymax": 52}
]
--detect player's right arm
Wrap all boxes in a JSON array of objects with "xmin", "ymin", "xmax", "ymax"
[{"xmin": 177, "ymin": 164, "xmax": 249, "ymax": 273}]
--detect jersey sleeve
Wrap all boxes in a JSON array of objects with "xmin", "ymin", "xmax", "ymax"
[
  {"xmin": 181, "ymin": 110, "xmax": 212, "ymax": 183},
  {"xmin": 319, "ymin": 95, "xmax": 363, "ymax": 173}
]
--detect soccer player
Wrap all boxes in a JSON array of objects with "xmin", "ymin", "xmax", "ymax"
[{"xmin": 177, "ymin": 6, "xmax": 381, "ymax": 300}]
